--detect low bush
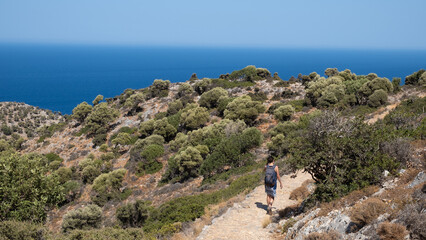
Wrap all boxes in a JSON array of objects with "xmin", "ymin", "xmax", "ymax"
[
  {"xmin": 116, "ymin": 200, "xmax": 153, "ymax": 228},
  {"xmin": 377, "ymin": 222, "xmax": 407, "ymax": 240},
  {"xmin": 289, "ymin": 185, "xmax": 310, "ymax": 201},
  {"xmin": 0, "ymin": 220, "xmax": 46, "ymax": 240},
  {"xmin": 198, "ymin": 87, "xmax": 228, "ymax": 109},
  {"xmin": 58, "ymin": 227, "xmax": 146, "ymax": 240},
  {"xmin": 274, "ymin": 105, "xmax": 294, "ymax": 121},
  {"xmin": 148, "ymin": 79, "xmax": 170, "ymax": 98},
  {"xmin": 61, "ymin": 205, "xmax": 102, "ymax": 232},
  {"xmin": 136, "ymin": 144, "xmax": 164, "ymax": 175},
  {"xmin": 91, "ymin": 169, "xmax": 127, "ymax": 206},
  {"xmin": 281, "ymin": 218, "xmax": 296, "ymax": 234},
  {"xmin": 350, "ymin": 198, "xmax": 389, "ymax": 228}
]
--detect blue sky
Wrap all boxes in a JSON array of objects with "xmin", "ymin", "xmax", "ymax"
[{"xmin": 0, "ymin": 0, "xmax": 425, "ymax": 49}]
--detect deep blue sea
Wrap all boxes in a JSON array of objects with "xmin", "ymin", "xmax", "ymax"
[{"xmin": 1, "ymin": 44, "xmax": 425, "ymax": 114}]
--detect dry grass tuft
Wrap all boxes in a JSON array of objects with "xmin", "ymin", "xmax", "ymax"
[
  {"xmin": 289, "ymin": 186, "xmax": 310, "ymax": 201},
  {"xmin": 278, "ymin": 204, "xmax": 300, "ymax": 219},
  {"xmin": 318, "ymin": 185, "xmax": 379, "ymax": 217},
  {"xmin": 281, "ymin": 218, "xmax": 296, "ymax": 235},
  {"xmin": 262, "ymin": 216, "xmax": 272, "ymax": 228},
  {"xmin": 304, "ymin": 231, "xmax": 341, "ymax": 240},
  {"xmin": 377, "ymin": 222, "xmax": 408, "ymax": 240},
  {"xmin": 350, "ymin": 198, "xmax": 390, "ymax": 227},
  {"xmin": 398, "ymin": 168, "xmax": 421, "ymax": 185}
]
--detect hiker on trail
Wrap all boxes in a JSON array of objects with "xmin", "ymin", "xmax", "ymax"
[{"xmin": 264, "ymin": 157, "xmax": 283, "ymax": 215}]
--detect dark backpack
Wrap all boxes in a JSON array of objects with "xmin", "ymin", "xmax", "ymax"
[{"xmin": 265, "ymin": 165, "xmax": 277, "ymax": 187}]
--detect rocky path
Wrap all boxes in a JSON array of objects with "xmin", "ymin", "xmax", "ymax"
[{"xmin": 197, "ymin": 172, "xmax": 311, "ymax": 240}]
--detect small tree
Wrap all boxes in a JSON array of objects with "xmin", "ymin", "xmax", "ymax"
[
  {"xmin": 224, "ymin": 96, "xmax": 265, "ymax": 125},
  {"xmin": 116, "ymin": 200, "xmax": 152, "ymax": 228},
  {"xmin": 180, "ymin": 106, "xmax": 210, "ymax": 130},
  {"xmin": 405, "ymin": 69, "xmax": 425, "ymax": 85},
  {"xmin": 392, "ymin": 78, "xmax": 401, "ymax": 93},
  {"xmin": 85, "ymin": 102, "xmax": 119, "ymax": 135},
  {"xmin": 91, "ymin": 169, "xmax": 127, "ymax": 206},
  {"xmin": 368, "ymin": 89, "xmax": 388, "ymax": 107},
  {"xmin": 177, "ymin": 83, "xmax": 194, "ymax": 97},
  {"xmin": 92, "ymin": 95, "xmax": 104, "ymax": 106},
  {"xmin": 62, "ymin": 205, "xmax": 102, "ymax": 232},
  {"xmin": 152, "ymin": 118, "xmax": 177, "ymax": 141},
  {"xmin": 194, "ymin": 78, "xmax": 212, "ymax": 95},
  {"xmin": 273, "ymin": 105, "xmax": 295, "ymax": 121},
  {"xmin": 198, "ymin": 87, "xmax": 228, "ymax": 109},
  {"xmin": 111, "ymin": 132, "xmax": 132, "ymax": 148},
  {"xmin": 324, "ymin": 68, "xmax": 339, "ymax": 77},
  {"xmin": 167, "ymin": 100, "xmax": 184, "ymax": 115},
  {"xmin": 149, "ymin": 79, "xmax": 170, "ymax": 98},
  {"xmin": 72, "ymin": 102, "xmax": 93, "ymax": 123}
]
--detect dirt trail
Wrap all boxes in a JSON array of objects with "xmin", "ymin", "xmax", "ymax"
[{"xmin": 197, "ymin": 172, "xmax": 311, "ymax": 240}]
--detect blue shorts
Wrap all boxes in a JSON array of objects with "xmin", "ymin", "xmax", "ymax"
[{"xmin": 265, "ymin": 184, "xmax": 277, "ymax": 198}]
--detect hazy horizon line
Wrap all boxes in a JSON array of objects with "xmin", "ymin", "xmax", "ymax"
[{"xmin": 2, "ymin": 41, "xmax": 426, "ymax": 52}]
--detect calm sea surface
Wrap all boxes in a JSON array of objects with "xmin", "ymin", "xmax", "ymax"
[{"xmin": 0, "ymin": 44, "xmax": 425, "ymax": 114}]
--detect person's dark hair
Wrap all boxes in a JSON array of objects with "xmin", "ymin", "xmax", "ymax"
[{"xmin": 267, "ymin": 156, "xmax": 274, "ymax": 164}]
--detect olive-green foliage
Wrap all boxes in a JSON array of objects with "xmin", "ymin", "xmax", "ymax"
[
  {"xmin": 139, "ymin": 118, "xmax": 177, "ymax": 141},
  {"xmin": 405, "ymin": 69, "xmax": 425, "ymax": 85},
  {"xmin": 92, "ymin": 95, "xmax": 104, "ymax": 106},
  {"xmin": 92, "ymin": 133, "xmax": 107, "ymax": 147},
  {"xmin": 1, "ymin": 124, "xmax": 12, "ymax": 135},
  {"xmin": 72, "ymin": 102, "xmax": 93, "ymax": 123},
  {"xmin": 167, "ymin": 100, "xmax": 184, "ymax": 115},
  {"xmin": 143, "ymin": 173, "xmax": 260, "ymax": 234},
  {"xmin": 82, "ymin": 165, "xmax": 101, "ymax": 184},
  {"xmin": 55, "ymin": 167, "xmax": 73, "ymax": 184},
  {"xmin": 91, "ymin": 169, "xmax": 127, "ymax": 206},
  {"xmin": 165, "ymin": 146, "xmax": 204, "ymax": 181},
  {"xmin": 285, "ymin": 111, "xmax": 401, "ymax": 202},
  {"xmin": 136, "ymin": 144, "xmax": 164, "ymax": 175},
  {"xmin": 228, "ymin": 65, "xmax": 271, "ymax": 82},
  {"xmin": 224, "ymin": 96, "xmax": 265, "ymax": 125},
  {"xmin": 85, "ymin": 102, "xmax": 119, "ymax": 135},
  {"xmin": 177, "ymin": 83, "xmax": 194, "ymax": 97},
  {"xmin": 62, "ymin": 180, "xmax": 81, "ymax": 203},
  {"xmin": 367, "ymin": 89, "xmax": 388, "ymax": 107},
  {"xmin": 62, "ymin": 205, "xmax": 102, "ymax": 232},
  {"xmin": 0, "ymin": 139, "xmax": 12, "ymax": 152},
  {"xmin": 111, "ymin": 132, "xmax": 133, "ymax": 147},
  {"xmin": 384, "ymin": 97, "xmax": 425, "ymax": 138},
  {"xmin": 180, "ymin": 106, "xmax": 210, "ymax": 130},
  {"xmin": 124, "ymin": 92, "xmax": 144, "ymax": 114},
  {"xmin": 343, "ymin": 77, "xmax": 368, "ymax": 95},
  {"xmin": 198, "ymin": 87, "xmax": 228, "ymax": 109},
  {"xmin": 248, "ymin": 88, "xmax": 268, "ymax": 102},
  {"xmin": 56, "ymin": 227, "xmax": 146, "ymax": 240},
  {"xmin": 324, "ymin": 68, "xmax": 339, "ymax": 77},
  {"xmin": 116, "ymin": 200, "xmax": 153, "ymax": 228},
  {"xmin": 139, "ymin": 119, "xmax": 155, "ymax": 138},
  {"xmin": 0, "ymin": 152, "xmax": 65, "ymax": 222},
  {"xmin": 152, "ymin": 118, "xmax": 177, "ymax": 141},
  {"xmin": 392, "ymin": 77, "xmax": 401, "ymax": 93},
  {"xmin": 169, "ymin": 132, "xmax": 188, "ymax": 152},
  {"xmin": 305, "ymin": 76, "xmax": 346, "ymax": 107},
  {"xmin": 217, "ymin": 97, "xmax": 234, "ymax": 117},
  {"xmin": 420, "ymin": 71, "xmax": 426, "ymax": 86},
  {"xmin": 194, "ymin": 78, "xmax": 212, "ymax": 94},
  {"xmin": 0, "ymin": 220, "xmax": 46, "ymax": 240},
  {"xmin": 200, "ymin": 127, "xmax": 262, "ymax": 178},
  {"xmin": 37, "ymin": 122, "xmax": 67, "ymax": 142},
  {"xmin": 359, "ymin": 77, "xmax": 393, "ymax": 96},
  {"xmin": 149, "ymin": 79, "xmax": 170, "ymax": 98},
  {"xmin": 273, "ymin": 105, "xmax": 295, "ymax": 121},
  {"xmin": 130, "ymin": 135, "xmax": 165, "ymax": 162}
]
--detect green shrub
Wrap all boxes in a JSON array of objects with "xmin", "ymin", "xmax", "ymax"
[
  {"xmin": 367, "ymin": 89, "xmax": 388, "ymax": 107},
  {"xmin": 167, "ymin": 100, "xmax": 184, "ymax": 115},
  {"xmin": 324, "ymin": 68, "xmax": 339, "ymax": 77},
  {"xmin": 0, "ymin": 152, "xmax": 65, "ymax": 222},
  {"xmin": 62, "ymin": 180, "xmax": 81, "ymax": 203},
  {"xmin": 163, "ymin": 146, "xmax": 203, "ymax": 181},
  {"xmin": 136, "ymin": 144, "xmax": 164, "ymax": 175},
  {"xmin": 62, "ymin": 205, "xmax": 102, "ymax": 232},
  {"xmin": 72, "ymin": 102, "xmax": 92, "ymax": 123},
  {"xmin": 124, "ymin": 92, "xmax": 144, "ymax": 115},
  {"xmin": 392, "ymin": 77, "xmax": 401, "ymax": 93},
  {"xmin": 405, "ymin": 69, "xmax": 425, "ymax": 85},
  {"xmin": 273, "ymin": 105, "xmax": 295, "ymax": 121},
  {"xmin": 198, "ymin": 87, "xmax": 229, "ymax": 109},
  {"xmin": 111, "ymin": 132, "xmax": 133, "ymax": 147},
  {"xmin": 84, "ymin": 102, "xmax": 119, "ymax": 135},
  {"xmin": 139, "ymin": 119, "xmax": 155, "ymax": 138},
  {"xmin": 0, "ymin": 220, "xmax": 46, "ymax": 240},
  {"xmin": 224, "ymin": 96, "xmax": 265, "ymax": 125},
  {"xmin": 177, "ymin": 83, "xmax": 194, "ymax": 97},
  {"xmin": 229, "ymin": 65, "xmax": 271, "ymax": 82},
  {"xmin": 194, "ymin": 78, "xmax": 212, "ymax": 94},
  {"xmin": 153, "ymin": 118, "xmax": 177, "ymax": 141},
  {"xmin": 116, "ymin": 200, "xmax": 153, "ymax": 228},
  {"xmin": 92, "ymin": 133, "xmax": 107, "ymax": 147},
  {"xmin": 57, "ymin": 227, "xmax": 146, "ymax": 240},
  {"xmin": 180, "ymin": 106, "xmax": 210, "ymax": 130},
  {"xmin": 130, "ymin": 135, "xmax": 164, "ymax": 162},
  {"xmin": 91, "ymin": 169, "xmax": 127, "ymax": 206},
  {"xmin": 92, "ymin": 95, "xmax": 103, "ymax": 106},
  {"xmin": 82, "ymin": 165, "xmax": 101, "ymax": 184},
  {"xmin": 305, "ymin": 76, "xmax": 345, "ymax": 107},
  {"xmin": 55, "ymin": 167, "xmax": 73, "ymax": 184},
  {"xmin": 1, "ymin": 124, "xmax": 12, "ymax": 135},
  {"xmin": 148, "ymin": 79, "xmax": 170, "ymax": 98}
]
